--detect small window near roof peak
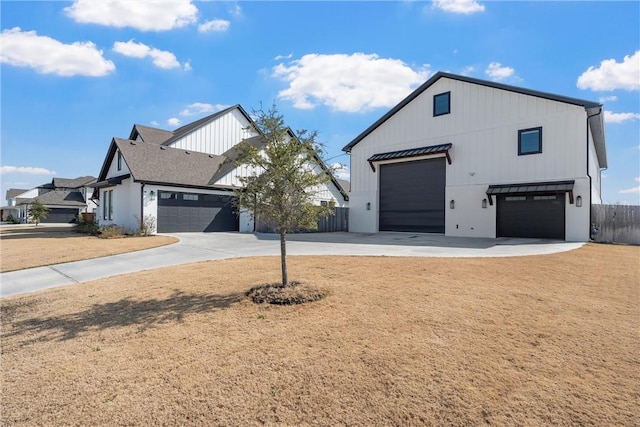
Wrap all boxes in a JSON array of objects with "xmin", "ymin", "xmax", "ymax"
[{"xmin": 433, "ymin": 92, "xmax": 450, "ymax": 117}]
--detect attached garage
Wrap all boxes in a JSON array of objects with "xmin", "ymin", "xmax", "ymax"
[
  {"xmin": 378, "ymin": 158, "xmax": 446, "ymax": 233},
  {"xmin": 42, "ymin": 208, "xmax": 79, "ymax": 224},
  {"xmin": 157, "ymin": 191, "xmax": 239, "ymax": 233},
  {"xmin": 488, "ymin": 180, "xmax": 574, "ymax": 240}
]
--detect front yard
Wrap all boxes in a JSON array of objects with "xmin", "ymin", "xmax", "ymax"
[
  {"xmin": 0, "ymin": 226, "xmax": 178, "ymax": 272},
  {"xmin": 2, "ymin": 243, "xmax": 638, "ymax": 425}
]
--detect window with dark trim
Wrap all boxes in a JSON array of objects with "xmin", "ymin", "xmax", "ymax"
[
  {"xmin": 103, "ymin": 189, "xmax": 113, "ymax": 220},
  {"xmin": 117, "ymin": 151, "xmax": 122, "ymax": 171},
  {"xmin": 160, "ymin": 192, "xmax": 177, "ymax": 200},
  {"xmin": 518, "ymin": 127, "xmax": 542, "ymax": 155},
  {"xmin": 183, "ymin": 194, "xmax": 199, "ymax": 201},
  {"xmin": 433, "ymin": 92, "xmax": 451, "ymax": 116}
]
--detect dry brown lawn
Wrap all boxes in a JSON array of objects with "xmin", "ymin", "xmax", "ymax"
[
  {"xmin": 0, "ymin": 226, "xmax": 178, "ymax": 272},
  {"xmin": 2, "ymin": 244, "xmax": 639, "ymax": 426}
]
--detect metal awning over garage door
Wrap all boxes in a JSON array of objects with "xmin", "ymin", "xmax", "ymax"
[
  {"xmin": 378, "ymin": 158, "xmax": 446, "ymax": 233},
  {"xmin": 487, "ymin": 180, "xmax": 574, "ymax": 240},
  {"xmin": 157, "ymin": 191, "xmax": 239, "ymax": 233}
]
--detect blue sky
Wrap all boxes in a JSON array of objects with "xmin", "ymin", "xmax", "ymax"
[{"xmin": 1, "ymin": 0, "xmax": 639, "ymax": 205}]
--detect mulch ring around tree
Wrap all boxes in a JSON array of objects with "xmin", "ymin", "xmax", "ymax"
[{"xmin": 246, "ymin": 281, "xmax": 328, "ymax": 305}]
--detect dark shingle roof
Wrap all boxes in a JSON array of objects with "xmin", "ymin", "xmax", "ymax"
[
  {"xmin": 23, "ymin": 189, "xmax": 87, "ymax": 207},
  {"xmin": 130, "ymin": 124, "xmax": 174, "ymax": 145},
  {"xmin": 6, "ymin": 188, "xmax": 29, "ymax": 200},
  {"xmin": 52, "ymin": 176, "xmax": 97, "ymax": 189},
  {"xmin": 343, "ymin": 71, "xmax": 603, "ymax": 153},
  {"xmin": 114, "ymin": 138, "xmax": 228, "ymax": 187}
]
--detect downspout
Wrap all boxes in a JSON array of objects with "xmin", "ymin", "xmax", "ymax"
[
  {"xmin": 140, "ymin": 183, "xmax": 145, "ymax": 231},
  {"xmin": 586, "ymin": 106, "xmax": 603, "ymax": 240}
]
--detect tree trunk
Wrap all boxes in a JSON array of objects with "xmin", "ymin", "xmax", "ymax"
[{"xmin": 280, "ymin": 228, "xmax": 288, "ymax": 287}]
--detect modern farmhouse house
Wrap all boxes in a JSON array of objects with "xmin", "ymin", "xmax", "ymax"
[
  {"xmin": 343, "ymin": 72, "xmax": 607, "ymax": 241},
  {"xmin": 93, "ymin": 105, "xmax": 348, "ymax": 233}
]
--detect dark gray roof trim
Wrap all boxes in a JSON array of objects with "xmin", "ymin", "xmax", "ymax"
[
  {"xmin": 92, "ymin": 174, "xmax": 131, "ymax": 188},
  {"xmin": 343, "ymin": 71, "xmax": 602, "ymax": 153},
  {"xmin": 486, "ymin": 180, "xmax": 575, "ymax": 205}
]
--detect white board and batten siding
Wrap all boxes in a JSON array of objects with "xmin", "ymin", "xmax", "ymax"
[
  {"xmin": 349, "ymin": 76, "xmax": 601, "ymax": 241},
  {"xmin": 168, "ymin": 108, "xmax": 258, "ymax": 156}
]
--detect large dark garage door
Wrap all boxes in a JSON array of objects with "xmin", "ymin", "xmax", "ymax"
[
  {"xmin": 157, "ymin": 191, "xmax": 239, "ymax": 233},
  {"xmin": 379, "ymin": 158, "xmax": 446, "ymax": 233},
  {"xmin": 497, "ymin": 194, "xmax": 565, "ymax": 239},
  {"xmin": 42, "ymin": 208, "xmax": 79, "ymax": 223}
]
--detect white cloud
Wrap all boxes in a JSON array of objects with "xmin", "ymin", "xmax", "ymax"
[
  {"xmin": 64, "ymin": 0, "xmax": 198, "ymax": 32},
  {"xmin": 198, "ymin": 19, "xmax": 230, "ymax": 33},
  {"xmin": 183, "ymin": 60, "xmax": 192, "ymax": 71},
  {"xmin": 485, "ymin": 62, "xmax": 515, "ymax": 81},
  {"xmin": 460, "ymin": 65, "xmax": 475, "ymax": 76},
  {"xmin": 330, "ymin": 163, "xmax": 350, "ymax": 181},
  {"xmin": 577, "ymin": 51, "xmax": 640, "ymax": 91},
  {"xmin": 1, "ymin": 166, "xmax": 56, "ymax": 175},
  {"xmin": 180, "ymin": 103, "xmax": 229, "ymax": 116},
  {"xmin": 275, "ymin": 53, "xmax": 293, "ymax": 61},
  {"xmin": 228, "ymin": 4, "xmax": 242, "ymax": 17},
  {"xmin": 599, "ymin": 95, "xmax": 618, "ymax": 103},
  {"xmin": 432, "ymin": 0, "xmax": 485, "ymax": 14},
  {"xmin": 167, "ymin": 118, "xmax": 181, "ymax": 126},
  {"xmin": 273, "ymin": 53, "xmax": 431, "ymax": 113},
  {"xmin": 0, "ymin": 27, "xmax": 114, "ymax": 77},
  {"xmin": 150, "ymin": 121, "xmax": 160, "ymax": 126},
  {"xmin": 113, "ymin": 40, "xmax": 181, "ymax": 69},
  {"xmin": 620, "ymin": 177, "xmax": 640, "ymax": 194},
  {"xmin": 604, "ymin": 111, "xmax": 640, "ymax": 124}
]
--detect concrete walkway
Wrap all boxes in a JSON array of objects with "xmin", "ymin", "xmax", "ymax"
[{"xmin": 0, "ymin": 232, "xmax": 584, "ymax": 298}]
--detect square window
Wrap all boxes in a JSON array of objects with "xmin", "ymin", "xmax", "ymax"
[
  {"xmin": 433, "ymin": 92, "xmax": 450, "ymax": 116},
  {"xmin": 183, "ymin": 194, "xmax": 199, "ymax": 201},
  {"xmin": 518, "ymin": 127, "xmax": 542, "ymax": 155}
]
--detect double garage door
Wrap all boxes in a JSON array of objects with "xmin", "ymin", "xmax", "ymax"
[
  {"xmin": 42, "ymin": 208, "xmax": 79, "ymax": 224},
  {"xmin": 379, "ymin": 158, "xmax": 446, "ymax": 233},
  {"xmin": 496, "ymin": 193, "xmax": 565, "ymax": 240},
  {"xmin": 157, "ymin": 191, "xmax": 239, "ymax": 233}
]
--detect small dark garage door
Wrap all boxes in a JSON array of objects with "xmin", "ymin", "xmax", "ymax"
[
  {"xmin": 157, "ymin": 191, "xmax": 239, "ymax": 233},
  {"xmin": 497, "ymin": 194, "xmax": 565, "ymax": 239},
  {"xmin": 42, "ymin": 208, "xmax": 79, "ymax": 223},
  {"xmin": 379, "ymin": 158, "xmax": 446, "ymax": 233}
]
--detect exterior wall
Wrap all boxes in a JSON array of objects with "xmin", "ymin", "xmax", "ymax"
[
  {"xmin": 587, "ymin": 125, "xmax": 603, "ymax": 204},
  {"xmin": 169, "ymin": 108, "xmax": 258, "ymax": 155},
  {"xmin": 349, "ymin": 77, "xmax": 595, "ymax": 240},
  {"xmin": 98, "ymin": 178, "xmax": 142, "ymax": 232},
  {"xmin": 106, "ymin": 149, "xmax": 130, "ymax": 179}
]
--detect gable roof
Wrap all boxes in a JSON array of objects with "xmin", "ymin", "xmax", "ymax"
[
  {"xmin": 129, "ymin": 124, "xmax": 173, "ymax": 145},
  {"xmin": 160, "ymin": 104, "xmax": 254, "ymax": 147},
  {"xmin": 109, "ymin": 138, "xmax": 228, "ymax": 188},
  {"xmin": 52, "ymin": 176, "xmax": 96, "ymax": 189},
  {"xmin": 343, "ymin": 71, "xmax": 605, "ymax": 156},
  {"xmin": 6, "ymin": 188, "xmax": 29, "ymax": 200},
  {"xmin": 22, "ymin": 189, "xmax": 87, "ymax": 207}
]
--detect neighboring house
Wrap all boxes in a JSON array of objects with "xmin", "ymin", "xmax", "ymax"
[
  {"xmin": 15, "ymin": 176, "xmax": 97, "ymax": 223},
  {"xmin": 343, "ymin": 72, "xmax": 606, "ymax": 241},
  {"xmin": 93, "ymin": 104, "xmax": 349, "ymax": 233},
  {"xmin": 1, "ymin": 188, "xmax": 29, "ymax": 221}
]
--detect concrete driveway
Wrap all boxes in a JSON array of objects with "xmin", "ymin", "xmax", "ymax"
[{"xmin": 0, "ymin": 232, "xmax": 584, "ymax": 298}]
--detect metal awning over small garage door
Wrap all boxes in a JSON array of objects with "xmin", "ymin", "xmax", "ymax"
[
  {"xmin": 487, "ymin": 180, "xmax": 574, "ymax": 240},
  {"xmin": 42, "ymin": 208, "xmax": 80, "ymax": 223},
  {"xmin": 157, "ymin": 191, "xmax": 239, "ymax": 233}
]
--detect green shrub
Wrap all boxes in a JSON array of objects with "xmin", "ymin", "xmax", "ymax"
[
  {"xmin": 6, "ymin": 214, "xmax": 21, "ymax": 224},
  {"xmin": 74, "ymin": 214, "xmax": 99, "ymax": 235}
]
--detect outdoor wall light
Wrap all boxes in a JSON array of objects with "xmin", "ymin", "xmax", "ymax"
[
  {"xmin": 576, "ymin": 195, "xmax": 582, "ymax": 207},
  {"xmin": 150, "ymin": 190, "xmax": 156, "ymax": 201},
  {"xmin": 366, "ymin": 202, "xmax": 371, "ymax": 211},
  {"xmin": 449, "ymin": 200, "xmax": 455, "ymax": 209},
  {"xmin": 482, "ymin": 198, "xmax": 487, "ymax": 209}
]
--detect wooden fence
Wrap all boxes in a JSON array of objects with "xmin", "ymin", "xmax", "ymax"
[
  {"xmin": 255, "ymin": 207, "xmax": 349, "ymax": 233},
  {"xmin": 591, "ymin": 204, "xmax": 640, "ymax": 245}
]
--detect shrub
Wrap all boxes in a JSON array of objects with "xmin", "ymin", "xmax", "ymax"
[
  {"xmin": 134, "ymin": 214, "xmax": 157, "ymax": 236},
  {"xmin": 74, "ymin": 214, "xmax": 99, "ymax": 235},
  {"xmin": 6, "ymin": 214, "xmax": 21, "ymax": 224},
  {"xmin": 98, "ymin": 224, "xmax": 126, "ymax": 239}
]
